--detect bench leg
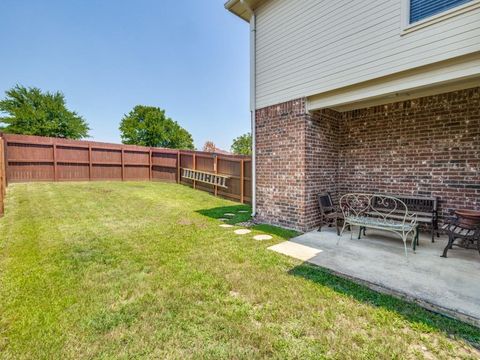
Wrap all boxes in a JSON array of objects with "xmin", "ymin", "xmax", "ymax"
[
  {"xmin": 337, "ymin": 222, "xmax": 348, "ymax": 245},
  {"xmin": 441, "ymin": 234, "xmax": 455, "ymax": 258},
  {"xmin": 434, "ymin": 218, "xmax": 440, "ymax": 241},
  {"xmin": 402, "ymin": 235, "xmax": 408, "ymax": 259},
  {"xmin": 358, "ymin": 226, "xmax": 363, "ymax": 240},
  {"xmin": 412, "ymin": 229, "xmax": 418, "ymax": 252}
]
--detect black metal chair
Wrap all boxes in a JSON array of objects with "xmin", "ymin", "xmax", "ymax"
[{"xmin": 317, "ymin": 193, "xmax": 343, "ymax": 235}]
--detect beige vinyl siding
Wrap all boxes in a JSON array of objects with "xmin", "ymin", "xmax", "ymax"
[{"xmin": 254, "ymin": 0, "xmax": 480, "ymax": 109}]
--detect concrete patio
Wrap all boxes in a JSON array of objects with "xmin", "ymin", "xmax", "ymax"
[{"xmin": 269, "ymin": 227, "xmax": 480, "ymax": 327}]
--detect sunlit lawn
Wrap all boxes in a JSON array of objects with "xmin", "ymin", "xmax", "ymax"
[{"xmin": 0, "ymin": 182, "xmax": 478, "ymax": 359}]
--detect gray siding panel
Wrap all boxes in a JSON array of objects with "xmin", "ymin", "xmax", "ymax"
[{"xmin": 254, "ymin": 0, "xmax": 480, "ymax": 109}]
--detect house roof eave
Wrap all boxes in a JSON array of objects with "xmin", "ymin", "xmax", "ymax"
[{"xmin": 224, "ymin": 0, "xmax": 260, "ymax": 22}]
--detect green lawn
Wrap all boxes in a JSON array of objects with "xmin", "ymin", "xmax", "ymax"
[{"xmin": 0, "ymin": 182, "xmax": 478, "ymax": 359}]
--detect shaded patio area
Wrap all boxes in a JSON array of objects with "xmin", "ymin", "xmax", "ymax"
[{"xmin": 269, "ymin": 227, "xmax": 480, "ymax": 327}]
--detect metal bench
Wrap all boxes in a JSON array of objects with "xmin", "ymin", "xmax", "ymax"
[
  {"xmin": 373, "ymin": 194, "xmax": 438, "ymax": 243},
  {"xmin": 339, "ymin": 193, "xmax": 418, "ymax": 258}
]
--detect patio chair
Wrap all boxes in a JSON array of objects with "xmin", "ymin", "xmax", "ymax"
[{"xmin": 317, "ymin": 193, "xmax": 344, "ymax": 235}]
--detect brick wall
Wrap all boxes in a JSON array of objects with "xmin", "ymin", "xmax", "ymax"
[
  {"xmin": 304, "ymin": 109, "xmax": 341, "ymax": 229},
  {"xmin": 339, "ymin": 87, "xmax": 480, "ymax": 221},
  {"xmin": 255, "ymin": 87, "xmax": 480, "ymax": 231},
  {"xmin": 255, "ymin": 99, "xmax": 309, "ymax": 229}
]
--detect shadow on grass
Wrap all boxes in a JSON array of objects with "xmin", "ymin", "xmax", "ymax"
[
  {"xmin": 197, "ymin": 206, "xmax": 301, "ymax": 240},
  {"xmin": 197, "ymin": 205, "xmax": 252, "ymax": 225},
  {"xmin": 289, "ymin": 263, "xmax": 480, "ymax": 347}
]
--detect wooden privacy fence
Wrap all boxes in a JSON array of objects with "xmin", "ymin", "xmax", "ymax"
[
  {"xmin": 1, "ymin": 134, "xmax": 252, "ymax": 205},
  {"xmin": 0, "ymin": 135, "xmax": 6, "ymax": 216}
]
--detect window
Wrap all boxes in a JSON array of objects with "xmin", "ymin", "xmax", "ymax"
[{"xmin": 409, "ymin": 0, "xmax": 473, "ymax": 23}]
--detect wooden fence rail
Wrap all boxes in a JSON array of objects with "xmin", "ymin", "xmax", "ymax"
[{"xmin": 0, "ymin": 134, "xmax": 252, "ymax": 211}]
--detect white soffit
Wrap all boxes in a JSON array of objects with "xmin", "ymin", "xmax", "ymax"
[{"xmin": 307, "ymin": 52, "xmax": 480, "ymax": 112}]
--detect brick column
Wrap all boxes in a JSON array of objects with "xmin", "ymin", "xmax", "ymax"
[{"xmin": 255, "ymin": 99, "xmax": 341, "ymax": 231}]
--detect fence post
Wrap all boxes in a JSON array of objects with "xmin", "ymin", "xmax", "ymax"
[
  {"xmin": 121, "ymin": 149, "xmax": 125, "ymax": 181},
  {"xmin": 177, "ymin": 151, "xmax": 181, "ymax": 184},
  {"xmin": 53, "ymin": 142, "xmax": 58, "ymax": 181},
  {"xmin": 240, "ymin": 159, "xmax": 244, "ymax": 204}
]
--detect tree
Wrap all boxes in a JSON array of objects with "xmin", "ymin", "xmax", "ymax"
[
  {"xmin": 203, "ymin": 140, "xmax": 216, "ymax": 152},
  {"xmin": 0, "ymin": 85, "xmax": 89, "ymax": 139},
  {"xmin": 231, "ymin": 133, "xmax": 252, "ymax": 155},
  {"xmin": 119, "ymin": 105, "xmax": 194, "ymax": 149}
]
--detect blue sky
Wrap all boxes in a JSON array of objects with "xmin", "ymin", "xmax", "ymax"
[{"xmin": 0, "ymin": 0, "xmax": 250, "ymax": 150}]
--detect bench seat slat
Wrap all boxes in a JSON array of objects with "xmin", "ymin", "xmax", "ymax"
[
  {"xmin": 372, "ymin": 209, "xmax": 433, "ymax": 217},
  {"xmin": 346, "ymin": 215, "xmax": 416, "ymax": 232},
  {"xmin": 365, "ymin": 211, "xmax": 432, "ymax": 223}
]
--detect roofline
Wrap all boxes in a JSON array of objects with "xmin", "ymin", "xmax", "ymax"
[
  {"xmin": 224, "ymin": 0, "xmax": 238, "ymax": 9},
  {"xmin": 224, "ymin": 0, "xmax": 258, "ymax": 22}
]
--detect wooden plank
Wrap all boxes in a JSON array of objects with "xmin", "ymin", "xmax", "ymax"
[
  {"xmin": 240, "ymin": 159, "xmax": 244, "ymax": 204},
  {"xmin": 6, "ymin": 159, "xmax": 54, "ymax": 163},
  {"xmin": 0, "ymin": 138, "xmax": 4, "ymax": 216},
  {"xmin": 0, "ymin": 139, "xmax": 3, "ymax": 194},
  {"xmin": 149, "ymin": 149, "xmax": 152, "ymax": 180},
  {"xmin": 121, "ymin": 149, "xmax": 124, "ymax": 181},
  {"xmin": 3, "ymin": 138, "xmax": 8, "ymax": 186},
  {"xmin": 177, "ymin": 151, "xmax": 181, "ymax": 184},
  {"xmin": 92, "ymin": 161, "xmax": 123, "ymax": 165},
  {"xmin": 123, "ymin": 162, "xmax": 150, "ymax": 166},
  {"xmin": 53, "ymin": 143, "xmax": 57, "ymax": 181},
  {"xmin": 88, "ymin": 144, "xmax": 92, "ymax": 180}
]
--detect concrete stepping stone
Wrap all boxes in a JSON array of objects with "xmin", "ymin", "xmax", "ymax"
[
  {"xmin": 234, "ymin": 229, "xmax": 251, "ymax": 235},
  {"xmin": 218, "ymin": 218, "xmax": 228, "ymax": 222},
  {"xmin": 253, "ymin": 234, "xmax": 273, "ymax": 241},
  {"xmin": 220, "ymin": 224, "xmax": 234, "ymax": 228},
  {"xmin": 224, "ymin": 213, "xmax": 235, "ymax": 217},
  {"xmin": 238, "ymin": 210, "xmax": 249, "ymax": 213}
]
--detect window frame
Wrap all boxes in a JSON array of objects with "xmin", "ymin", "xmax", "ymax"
[{"xmin": 401, "ymin": 0, "xmax": 480, "ymax": 35}]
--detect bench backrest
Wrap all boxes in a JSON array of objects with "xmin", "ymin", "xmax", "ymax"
[
  {"xmin": 340, "ymin": 193, "xmax": 417, "ymax": 227},
  {"xmin": 375, "ymin": 194, "xmax": 437, "ymax": 217}
]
